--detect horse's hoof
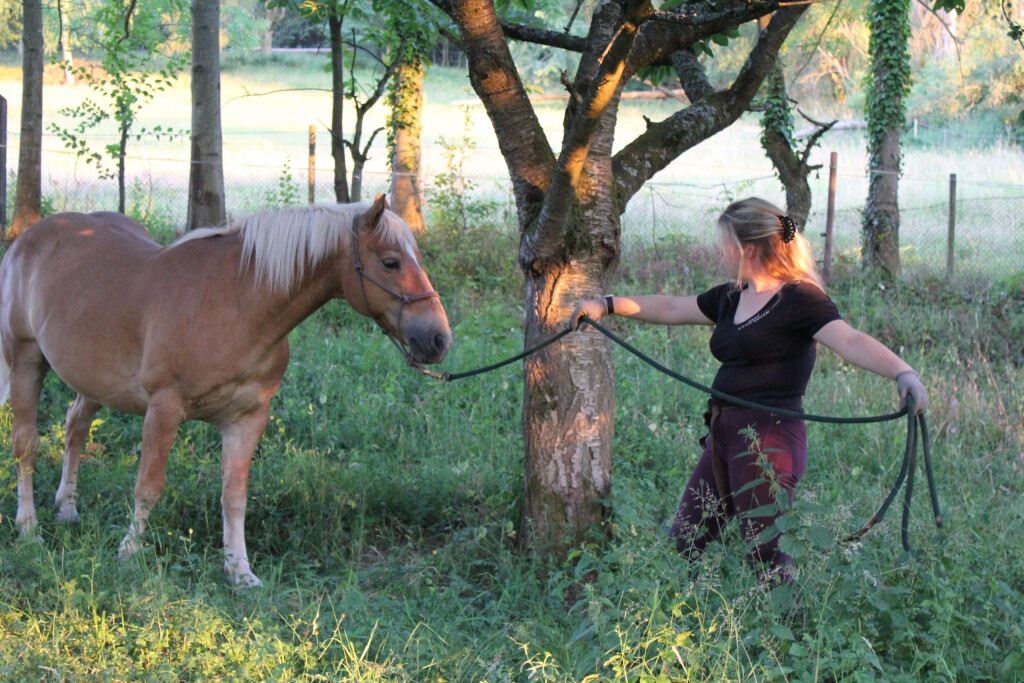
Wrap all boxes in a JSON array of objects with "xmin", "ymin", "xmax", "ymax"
[
  {"xmin": 56, "ymin": 508, "xmax": 81, "ymax": 524},
  {"xmin": 230, "ymin": 572, "xmax": 262, "ymax": 589},
  {"xmin": 16, "ymin": 514, "xmax": 39, "ymax": 538},
  {"xmin": 118, "ymin": 535, "xmax": 142, "ymax": 560}
]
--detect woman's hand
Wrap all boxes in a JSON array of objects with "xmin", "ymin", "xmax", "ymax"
[
  {"xmin": 569, "ymin": 299, "xmax": 609, "ymax": 330},
  {"xmin": 896, "ymin": 371, "xmax": 929, "ymax": 414}
]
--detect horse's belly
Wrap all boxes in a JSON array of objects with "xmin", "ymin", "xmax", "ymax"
[{"xmin": 51, "ymin": 363, "xmax": 149, "ymax": 416}]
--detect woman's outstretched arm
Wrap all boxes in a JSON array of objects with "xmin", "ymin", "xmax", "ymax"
[
  {"xmin": 814, "ymin": 319, "xmax": 928, "ymax": 412},
  {"xmin": 571, "ymin": 295, "xmax": 713, "ymax": 328}
]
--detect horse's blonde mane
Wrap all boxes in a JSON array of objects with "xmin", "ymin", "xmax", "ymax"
[{"xmin": 170, "ymin": 202, "xmax": 417, "ymax": 292}]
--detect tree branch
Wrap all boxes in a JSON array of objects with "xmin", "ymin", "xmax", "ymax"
[
  {"xmin": 612, "ymin": 6, "xmax": 808, "ymax": 202},
  {"xmin": 671, "ymin": 49, "xmax": 713, "ymax": 102}
]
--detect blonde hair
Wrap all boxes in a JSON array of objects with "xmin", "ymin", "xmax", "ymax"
[{"xmin": 717, "ymin": 197, "xmax": 825, "ymax": 291}]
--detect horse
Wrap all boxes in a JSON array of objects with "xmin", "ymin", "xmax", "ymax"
[{"xmin": 0, "ymin": 194, "xmax": 451, "ymax": 586}]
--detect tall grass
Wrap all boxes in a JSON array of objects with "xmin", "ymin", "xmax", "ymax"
[{"xmin": 1, "ymin": 222, "xmax": 1021, "ymax": 680}]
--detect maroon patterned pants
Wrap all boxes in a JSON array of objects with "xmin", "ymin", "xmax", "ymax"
[{"xmin": 668, "ymin": 405, "xmax": 807, "ymax": 579}]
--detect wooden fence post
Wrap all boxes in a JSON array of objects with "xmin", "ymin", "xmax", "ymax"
[
  {"xmin": 947, "ymin": 173, "xmax": 956, "ymax": 284},
  {"xmin": 308, "ymin": 125, "xmax": 316, "ymax": 205},
  {"xmin": 822, "ymin": 151, "xmax": 837, "ymax": 282}
]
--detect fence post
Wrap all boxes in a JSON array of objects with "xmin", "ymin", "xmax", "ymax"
[
  {"xmin": 1, "ymin": 94, "xmax": 6, "ymax": 231},
  {"xmin": 822, "ymin": 151, "xmax": 837, "ymax": 282},
  {"xmin": 946, "ymin": 173, "xmax": 956, "ymax": 284},
  {"xmin": 308, "ymin": 125, "xmax": 316, "ymax": 205}
]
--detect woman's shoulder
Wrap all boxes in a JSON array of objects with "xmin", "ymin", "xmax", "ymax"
[{"xmin": 783, "ymin": 280, "xmax": 831, "ymax": 301}]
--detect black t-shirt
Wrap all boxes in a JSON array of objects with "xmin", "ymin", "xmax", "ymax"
[{"xmin": 696, "ymin": 281, "xmax": 842, "ymax": 411}]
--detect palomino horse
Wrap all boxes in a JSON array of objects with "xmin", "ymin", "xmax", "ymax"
[{"xmin": 0, "ymin": 195, "xmax": 451, "ymax": 586}]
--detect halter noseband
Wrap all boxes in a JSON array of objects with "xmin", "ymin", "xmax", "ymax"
[{"xmin": 348, "ymin": 224, "xmax": 441, "ymax": 372}]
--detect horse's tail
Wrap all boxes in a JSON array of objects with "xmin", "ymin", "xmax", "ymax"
[{"xmin": 0, "ymin": 341, "xmax": 8, "ymax": 405}]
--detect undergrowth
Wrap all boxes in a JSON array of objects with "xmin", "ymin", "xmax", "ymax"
[{"xmin": 1, "ymin": 230, "xmax": 1021, "ymax": 681}]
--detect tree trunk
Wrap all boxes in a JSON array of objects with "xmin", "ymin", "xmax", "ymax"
[
  {"xmin": 389, "ymin": 59, "xmax": 425, "ymax": 233},
  {"xmin": 329, "ymin": 11, "xmax": 350, "ymax": 203},
  {"xmin": 188, "ymin": 0, "xmax": 227, "ymax": 230},
  {"xmin": 863, "ymin": 0, "xmax": 910, "ymax": 277},
  {"xmin": 10, "ymin": 0, "xmax": 43, "ymax": 238},
  {"xmin": 262, "ymin": 5, "xmax": 284, "ymax": 57},
  {"xmin": 58, "ymin": 0, "xmax": 74, "ymax": 85},
  {"xmin": 117, "ymin": 122, "xmax": 128, "ymax": 213},
  {"xmin": 761, "ymin": 65, "xmax": 812, "ymax": 226},
  {"xmin": 438, "ymin": 0, "xmax": 807, "ymax": 560}
]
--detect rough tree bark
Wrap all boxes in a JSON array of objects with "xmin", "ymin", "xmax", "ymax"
[
  {"xmin": 432, "ymin": 0, "xmax": 808, "ymax": 558},
  {"xmin": 10, "ymin": 0, "xmax": 43, "ymax": 238},
  {"xmin": 188, "ymin": 0, "xmax": 227, "ymax": 230}
]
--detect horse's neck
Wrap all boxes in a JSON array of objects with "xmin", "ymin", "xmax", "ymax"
[
  {"xmin": 243, "ymin": 240, "xmax": 347, "ymax": 337},
  {"xmin": 184, "ymin": 231, "xmax": 343, "ymax": 341}
]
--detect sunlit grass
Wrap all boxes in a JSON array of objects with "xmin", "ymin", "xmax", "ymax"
[{"xmin": 1, "ymin": 225, "xmax": 1021, "ymax": 679}]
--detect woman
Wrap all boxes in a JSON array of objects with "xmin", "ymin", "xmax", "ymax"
[{"xmin": 571, "ymin": 197, "xmax": 928, "ymax": 584}]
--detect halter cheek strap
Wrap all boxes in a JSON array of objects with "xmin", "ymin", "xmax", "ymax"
[{"xmin": 348, "ymin": 226, "xmax": 440, "ymax": 367}]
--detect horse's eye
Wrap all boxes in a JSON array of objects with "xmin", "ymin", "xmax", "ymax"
[{"xmin": 382, "ymin": 257, "xmax": 401, "ymax": 271}]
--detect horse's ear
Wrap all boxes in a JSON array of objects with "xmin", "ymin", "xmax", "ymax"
[{"xmin": 359, "ymin": 193, "xmax": 390, "ymax": 233}]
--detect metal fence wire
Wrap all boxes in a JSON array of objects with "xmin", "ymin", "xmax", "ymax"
[{"xmin": 4, "ymin": 130, "xmax": 1023, "ymax": 286}]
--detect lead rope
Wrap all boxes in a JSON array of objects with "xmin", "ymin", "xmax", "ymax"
[{"xmin": 419, "ymin": 315, "xmax": 942, "ymax": 552}]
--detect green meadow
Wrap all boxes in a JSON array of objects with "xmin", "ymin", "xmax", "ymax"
[{"xmin": 1, "ymin": 52, "xmax": 1023, "ymax": 681}]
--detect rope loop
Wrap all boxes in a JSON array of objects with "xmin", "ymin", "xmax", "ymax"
[{"xmin": 421, "ymin": 314, "xmax": 942, "ymax": 552}]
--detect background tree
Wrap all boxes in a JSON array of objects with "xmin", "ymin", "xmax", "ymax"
[
  {"xmin": 10, "ymin": 0, "xmax": 43, "ymax": 238},
  {"xmin": 759, "ymin": 62, "xmax": 835, "ymax": 227},
  {"xmin": 262, "ymin": 2, "xmax": 287, "ymax": 56},
  {"xmin": 48, "ymin": 0, "xmax": 188, "ymax": 214},
  {"xmin": 382, "ymin": 1, "xmax": 441, "ymax": 231},
  {"xmin": 428, "ymin": 0, "xmax": 810, "ymax": 558},
  {"xmin": 56, "ymin": 0, "xmax": 73, "ymax": 85},
  {"xmin": 188, "ymin": 0, "xmax": 227, "ymax": 230},
  {"xmin": 278, "ymin": 0, "xmax": 411, "ymax": 203},
  {"xmin": 862, "ymin": 0, "xmax": 911, "ymax": 277}
]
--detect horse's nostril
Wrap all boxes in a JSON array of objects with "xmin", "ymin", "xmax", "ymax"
[{"xmin": 434, "ymin": 333, "xmax": 450, "ymax": 353}]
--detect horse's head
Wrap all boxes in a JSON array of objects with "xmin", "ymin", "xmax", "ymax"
[{"xmin": 344, "ymin": 195, "xmax": 451, "ymax": 365}]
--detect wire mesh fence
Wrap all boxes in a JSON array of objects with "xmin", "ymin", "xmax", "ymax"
[{"xmin": 3, "ymin": 129, "xmax": 1022, "ymax": 286}]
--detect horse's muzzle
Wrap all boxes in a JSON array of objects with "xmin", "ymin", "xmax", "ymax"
[{"xmin": 406, "ymin": 323, "xmax": 452, "ymax": 364}]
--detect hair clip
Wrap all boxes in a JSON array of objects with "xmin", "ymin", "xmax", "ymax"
[{"xmin": 779, "ymin": 215, "xmax": 797, "ymax": 243}]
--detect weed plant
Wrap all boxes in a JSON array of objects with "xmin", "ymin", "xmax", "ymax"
[{"xmin": 0, "ymin": 229, "xmax": 1022, "ymax": 681}]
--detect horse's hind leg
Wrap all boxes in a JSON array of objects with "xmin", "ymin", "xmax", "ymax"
[
  {"xmin": 8, "ymin": 345, "xmax": 50, "ymax": 536},
  {"xmin": 55, "ymin": 395, "xmax": 101, "ymax": 523}
]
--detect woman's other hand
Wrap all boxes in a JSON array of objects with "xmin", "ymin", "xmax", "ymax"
[{"xmin": 896, "ymin": 371, "xmax": 928, "ymax": 414}]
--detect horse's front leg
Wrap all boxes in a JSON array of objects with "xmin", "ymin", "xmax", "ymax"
[
  {"xmin": 217, "ymin": 403, "xmax": 271, "ymax": 587},
  {"xmin": 55, "ymin": 395, "xmax": 102, "ymax": 523},
  {"xmin": 119, "ymin": 393, "xmax": 185, "ymax": 561}
]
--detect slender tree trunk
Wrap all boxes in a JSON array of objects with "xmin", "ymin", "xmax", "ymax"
[
  {"xmin": 117, "ymin": 122, "xmax": 128, "ymax": 213},
  {"xmin": 188, "ymin": 0, "xmax": 227, "ymax": 229},
  {"xmin": 761, "ymin": 65, "xmax": 812, "ymax": 226},
  {"xmin": 389, "ymin": 59, "xmax": 425, "ymax": 233},
  {"xmin": 329, "ymin": 11, "xmax": 350, "ymax": 203},
  {"xmin": 262, "ymin": 5, "xmax": 284, "ymax": 57},
  {"xmin": 863, "ymin": 0, "xmax": 910, "ymax": 276},
  {"xmin": 58, "ymin": 0, "xmax": 74, "ymax": 85},
  {"xmin": 10, "ymin": 0, "xmax": 44, "ymax": 238}
]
